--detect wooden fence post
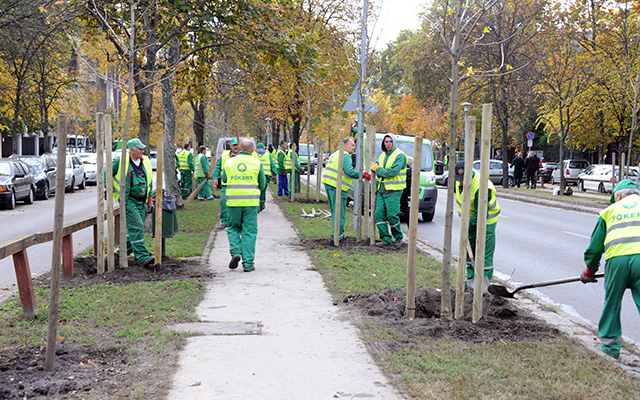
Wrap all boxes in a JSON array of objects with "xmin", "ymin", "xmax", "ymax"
[
  {"xmin": 406, "ymin": 137, "xmax": 423, "ymax": 318},
  {"xmin": 96, "ymin": 113, "xmax": 105, "ymax": 274},
  {"xmin": 369, "ymin": 130, "xmax": 377, "ymax": 246},
  {"xmin": 12, "ymin": 250, "xmax": 36, "ymax": 319},
  {"xmin": 455, "ymin": 116, "xmax": 477, "ymax": 319},
  {"xmin": 105, "ymin": 114, "xmax": 115, "ymax": 272},
  {"xmin": 154, "ymin": 132, "xmax": 164, "ymax": 265},
  {"xmin": 45, "ymin": 114, "xmax": 68, "ymax": 371},
  {"xmin": 334, "ymin": 140, "xmax": 345, "ymax": 246},
  {"xmin": 473, "ymin": 105, "xmax": 492, "ymax": 323}
]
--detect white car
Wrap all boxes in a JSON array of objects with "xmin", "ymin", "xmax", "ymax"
[
  {"xmin": 149, "ymin": 150, "xmax": 157, "ymax": 170},
  {"xmin": 577, "ymin": 164, "xmax": 639, "ymax": 193},
  {"xmin": 54, "ymin": 154, "xmax": 86, "ymax": 192},
  {"xmin": 77, "ymin": 153, "xmax": 98, "ymax": 185}
]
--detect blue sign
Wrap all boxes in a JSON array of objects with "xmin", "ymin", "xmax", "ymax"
[{"xmin": 526, "ymin": 131, "xmax": 535, "ymax": 140}]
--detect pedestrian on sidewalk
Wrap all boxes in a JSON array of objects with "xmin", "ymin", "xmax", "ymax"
[
  {"xmin": 213, "ymin": 138, "xmax": 240, "ymax": 229},
  {"xmin": 321, "ymin": 137, "xmax": 363, "ymax": 241},
  {"xmin": 524, "ymin": 151, "xmax": 538, "ymax": 189},
  {"xmin": 223, "ymin": 139, "xmax": 267, "ymax": 272},
  {"xmin": 511, "ymin": 152, "xmax": 525, "ymax": 188},
  {"xmin": 581, "ymin": 179, "xmax": 640, "ymax": 359},
  {"xmin": 455, "ymin": 161, "xmax": 501, "ymax": 293},
  {"xmin": 371, "ymin": 133, "xmax": 407, "ymax": 248},
  {"xmin": 109, "ymin": 138, "xmax": 155, "ymax": 269},
  {"xmin": 177, "ymin": 142, "xmax": 194, "ymax": 198},
  {"xmin": 195, "ymin": 145, "xmax": 215, "ymax": 200}
]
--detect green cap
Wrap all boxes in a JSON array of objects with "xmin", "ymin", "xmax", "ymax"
[
  {"xmin": 230, "ymin": 138, "xmax": 238, "ymax": 145},
  {"xmin": 610, "ymin": 179, "xmax": 640, "ymax": 203},
  {"xmin": 257, "ymin": 142, "xmax": 264, "ymax": 148},
  {"xmin": 127, "ymin": 138, "xmax": 146, "ymax": 149}
]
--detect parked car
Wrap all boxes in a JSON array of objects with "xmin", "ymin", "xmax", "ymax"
[
  {"xmin": 0, "ymin": 158, "xmax": 36, "ymax": 209},
  {"xmin": 149, "ymin": 150, "xmax": 157, "ymax": 170},
  {"xmin": 577, "ymin": 164, "xmax": 640, "ymax": 193},
  {"xmin": 436, "ymin": 159, "xmax": 514, "ymax": 187},
  {"xmin": 8, "ymin": 155, "xmax": 56, "ymax": 199},
  {"xmin": 550, "ymin": 159, "xmax": 590, "ymax": 185},
  {"xmin": 50, "ymin": 154, "xmax": 86, "ymax": 192},
  {"xmin": 322, "ymin": 152, "xmax": 331, "ymax": 167},
  {"xmin": 77, "ymin": 153, "xmax": 98, "ymax": 185},
  {"xmin": 298, "ymin": 143, "xmax": 316, "ymax": 175},
  {"xmin": 538, "ymin": 162, "xmax": 557, "ymax": 183}
]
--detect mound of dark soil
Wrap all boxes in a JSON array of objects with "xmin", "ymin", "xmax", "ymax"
[
  {"xmin": 301, "ymin": 237, "xmax": 405, "ymax": 254},
  {"xmin": 0, "ymin": 255, "xmax": 213, "ymax": 399},
  {"xmin": 344, "ymin": 287, "xmax": 561, "ymax": 343}
]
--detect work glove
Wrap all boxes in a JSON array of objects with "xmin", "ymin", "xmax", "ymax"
[
  {"xmin": 370, "ymin": 163, "xmax": 378, "ymax": 173},
  {"xmin": 580, "ymin": 267, "xmax": 598, "ymax": 284},
  {"xmin": 206, "ymin": 173, "xmax": 210, "ymax": 179},
  {"xmin": 364, "ymin": 172, "xmax": 372, "ymax": 180},
  {"xmin": 281, "ymin": 170, "xmax": 287, "ymax": 176},
  {"xmin": 146, "ymin": 200, "xmax": 155, "ymax": 214}
]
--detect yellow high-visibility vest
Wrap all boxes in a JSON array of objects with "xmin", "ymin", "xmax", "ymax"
[
  {"xmin": 377, "ymin": 148, "xmax": 407, "ymax": 191},
  {"xmin": 455, "ymin": 170, "xmax": 501, "ymax": 225},
  {"xmin": 178, "ymin": 150, "xmax": 191, "ymax": 170},
  {"xmin": 253, "ymin": 151, "xmax": 272, "ymax": 176},
  {"xmin": 113, "ymin": 154, "xmax": 152, "ymax": 203},
  {"xmin": 321, "ymin": 151, "xmax": 352, "ymax": 192},
  {"xmin": 277, "ymin": 148, "xmax": 292, "ymax": 170},
  {"xmin": 600, "ymin": 194, "xmax": 640, "ymax": 259},
  {"xmin": 225, "ymin": 154, "xmax": 262, "ymax": 207}
]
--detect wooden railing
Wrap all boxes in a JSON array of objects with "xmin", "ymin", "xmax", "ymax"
[{"xmin": 0, "ymin": 209, "xmax": 120, "ymax": 319}]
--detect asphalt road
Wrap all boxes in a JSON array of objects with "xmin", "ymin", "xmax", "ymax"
[
  {"xmin": 419, "ymin": 185, "xmax": 640, "ymax": 347},
  {"xmin": 0, "ymin": 185, "xmax": 100, "ymax": 300}
]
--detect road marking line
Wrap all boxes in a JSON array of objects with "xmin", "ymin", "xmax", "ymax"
[{"xmin": 563, "ymin": 231, "xmax": 590, "ymax": 239}]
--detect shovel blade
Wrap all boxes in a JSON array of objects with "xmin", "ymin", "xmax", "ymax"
[{"xmin": 487, "ymin": 284, "xmax": 515, "ymax": 298}]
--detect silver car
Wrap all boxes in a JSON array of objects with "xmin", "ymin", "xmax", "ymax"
[
  {"xmin": 49, "ymin": 154, "xmax": 86, "ymax": 192},
  {"xmin": 550, "ymin": 159, "xmax": 590, "ymax": 185},
  {"xmin": 77, "ymin": 153, "xmax": 98, "ymax": 185},
  {"xmin": 437, "ymin": 160, "xmax": 514, "ymax": 187}
]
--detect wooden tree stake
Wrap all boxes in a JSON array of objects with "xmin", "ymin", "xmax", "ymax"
[{"xmin": 406, "ymin": 137, "xmax": 423, "ymax": 318}]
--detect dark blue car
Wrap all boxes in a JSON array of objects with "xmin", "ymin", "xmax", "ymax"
[{"xmin": 9, "ymin": 155, "xmax": 56, "ymax": 200}]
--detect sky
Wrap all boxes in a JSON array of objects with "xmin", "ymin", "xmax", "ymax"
[{"xmin": 370, "ymin": 0, "xmax": 427, "ymax": 50}]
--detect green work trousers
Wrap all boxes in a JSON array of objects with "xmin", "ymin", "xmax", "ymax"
[
  {"xmin": 325, "ymin": 184, "xmax": 347, "ymax": 240},
  {"xmin": 180, "ymin": 169, "xmax": 192, "ymax": 198},
  {"xmin": 375, "ymin": 190, "xmax": 403, "ymax": 244},
  {"xmin": 125, "ymin": 198, "xmax": 151, "ymax": 264},
  {"xmin": 466, "ymin": 222, "xmax": 496, "ymax": 281},
  {"xmin": 196, "ymin": 177, "xmax": 212, "ymax": 199},
  {"xmin": 260, "ymin": 176, "xmax": 269, "ymax": 211},
  {"xmin": 227, "ymin": 205, "xmax": 258, "ymax": 270},
  {"xmin": 598, "ymin": 254, "xmax": 640, "ymax": 358},
  {"xmin": 288, "ymin": 170, "xmax": 299, "ymax": 192},
  {"xmin": 219, "ymin": 186, "xmax": 228, "ymax": 226}
]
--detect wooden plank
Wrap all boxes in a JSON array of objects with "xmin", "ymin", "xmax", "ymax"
[
  {"xmin": 334, "ymin": 141, "xmax": 345, "ymax": 246},
  {"xmin": 406, "ymin": 137, "xmax": 423, "ymax": 319},
  {"xmin": 96, "ymin": 112, "xmax": 105, "ymax": 274},
  {"xmin": 155, "ymin": 131, "xmax": 164, "ymax": 263},
  {"xmin": 62, "ymin": 235, "xmax": 73, "ymax": 279},
  {"xmin": 105, "ymin": 114, "xmax": 115, "ymax": 272},
  {"xmin": 12, "ymin": 250, "xmax": 36, "ymax": 319}
]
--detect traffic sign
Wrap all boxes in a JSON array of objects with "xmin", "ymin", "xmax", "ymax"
[{"xmin": 526, "ymin": 131, "xmax": 535, "ymax": 140}]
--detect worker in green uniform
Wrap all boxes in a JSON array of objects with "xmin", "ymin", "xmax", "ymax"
[
  {"xmin": 370, "ymin": 134, "xmax": 407, "ymax": 248},
  {"xmin": 454, "ymin": 161, "xmax": 501, "ymax": 294},
  {"xmin": 177, "ymin": 142, "xmax": 194, "ymax": 198},
  {"xmin": 253, "ymin": 142, "xmax": 277, "ymax": 211},
  {"xmin": 195, "ymin": 145, "xmax": 214, "ymax": 200},
  {"xmin": 213, "ymin": 138, "xmax": 240, "ymax": 229},
  {"xmin": 110, "ymin": 138, "xmax": 155, "ymax": 269},
  {"xmin": 223, "ymin": 139, "xmax": 267, "ymax": 272},
  {"xmin": 581, "ymin": 179, "xmax": 640, "ymax": 359},
  {"xmin": 322, "ymin": 137, "xmax": 365, "ymax": 241},
  {"xmin": 276, "ymin": 140, "xmax": 291, "ymax": 196},
  {"xmin": 288, "ymin": 143, "xmax": 302, "ymax": 193}
]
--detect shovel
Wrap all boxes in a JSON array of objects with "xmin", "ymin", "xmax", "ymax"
[{"xmin": 488, "ymin": 273, "xmax": 605, "ymax": 299}]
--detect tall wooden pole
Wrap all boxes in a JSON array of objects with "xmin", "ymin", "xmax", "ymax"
[
  {"xmin": 455, "ymin": 116, "xmax": 476, "ymax": 318},
  {"xmin": 105, "ymin": 114, "xmax": 115, "ymax": 272},
  {"xmin": 334, "ymin": 141, "xmax": 345, "ymax": 246},
  {"xmin": 154, "ymin": 132, "xmax": 164, "ymax": 265},
  {"xmin": 369, "ymin": 130, "xmax": 377, "ymax": 246},
  {"xmin": 406, "ymin": 137, "xmax": 423, "ymax": 319},
  {"xmin": 44, "ymin": 114, "xmax": 68, "ymax": 371},
  {"xmin": 473, "ymin": 104, "xmax": 492, "ymax": 323},
  {"xmin": 315, "ymin": 139, "xmax": 323, "ymax": 202},
  {"xmin": 363, "ymin": 133, "xmax": 371, "ymax": 240},
  {"xmin": 96, "ymin": 113, "xmax": 105, "ymax": 274}
]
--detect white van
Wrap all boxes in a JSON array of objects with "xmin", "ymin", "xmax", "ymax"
[{"xmin": 215, "ymin": 137, "xmax": 256, "ymax": 161}]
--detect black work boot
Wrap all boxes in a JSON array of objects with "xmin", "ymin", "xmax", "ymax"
[{"xmin": 228, "ymin": 256, "xmax": 241, "ymax": 269}]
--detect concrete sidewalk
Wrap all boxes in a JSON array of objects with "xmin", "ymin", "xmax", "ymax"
[{"xmin": 168, "ymin": 190, "xmax": 403, "ymax": 399}]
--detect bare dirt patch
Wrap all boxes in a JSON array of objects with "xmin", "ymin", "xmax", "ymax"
[{"xmin": 0, "ymin": 256, "xmax": 213, "ymax": 399}]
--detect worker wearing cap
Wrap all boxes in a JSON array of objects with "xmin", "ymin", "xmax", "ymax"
[
  {"xmin": 288, "ymin": 143, "xmax": 302, "ymax": 193},
  {"xmin": 110, "ymin": 138, "xmax": 155, "ymax": 269},
  {"xmin": 222, "ymin": 139, "xmax": 267, "ymax": 272},
  {"xmin": 455, "ymin": 161, "xmax": 500, "ymax": 292},
  {"xmin": 581, "ymin": 179, "xmax": 640, "ymax": 359},
  {"xmin": 370, "ymin": 133, "xmax": 407, "ymax": 248},
  {"xmin": 194, "ymin": 145, "xmax": 215, "ymax": 200},
  {"xmin": 253, "ymin": 142, "xmax": 277, "ymax": 211},
  {"xmin": 322, "ymin": 137, "xmax": 365, "ymax": 241},
  {"xmin": 177, "ymin": 142, "xmax": 194, "ymax": 198},
  {"xmin": 213, "ymin": 138, "xmax": 240, "ymax": 229}
]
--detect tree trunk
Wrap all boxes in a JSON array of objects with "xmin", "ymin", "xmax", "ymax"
[
  {"xmin": 191, "ymin": 99, "xmax": 205, "ymax": 146},
  {"xmin": 161, "ymin": 38, "xmax": 183, "ymax": 209},
  {"xmin": 12, "ymin": 89, "xmax": 23, "ymax": 155}
]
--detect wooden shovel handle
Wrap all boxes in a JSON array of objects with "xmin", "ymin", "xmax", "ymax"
[{"xmin": 530, "ymin": 273, "xmax": 605, "ymax": 289}]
